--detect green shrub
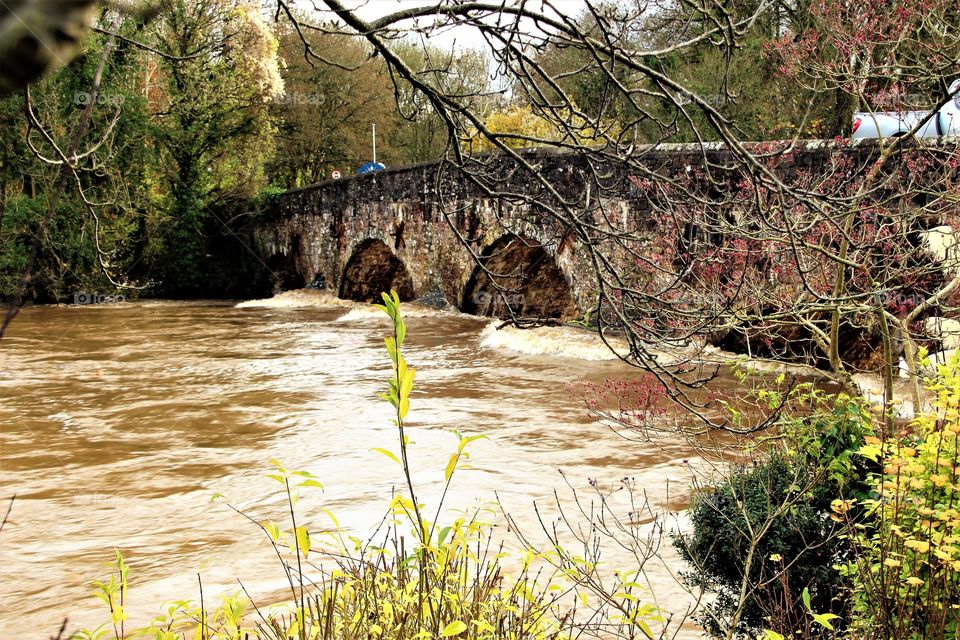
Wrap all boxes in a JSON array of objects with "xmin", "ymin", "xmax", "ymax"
[
  {"xmin": 253, "ymin": 185, "xmax": 286, "ymax": 207},
  {"xmin": 677, "ymin": 453, "xmax": 843, "ymax": 638},
  {"xmin": 676, "ymin": 391, "xmax": 874, "ymax": 638}
]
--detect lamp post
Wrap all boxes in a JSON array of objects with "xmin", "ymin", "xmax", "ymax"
[{"xmin": 372, "ymin": 123, "xmax": 377, "ymax": 164}]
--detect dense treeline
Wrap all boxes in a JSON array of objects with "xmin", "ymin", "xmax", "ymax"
[
  {"xmin": 0, "ymin": 3, "xmax": 492, "ymax": 301},
  {"xmin": 0, "ymin": 0, "xmax": 938, "ymax": 301}
]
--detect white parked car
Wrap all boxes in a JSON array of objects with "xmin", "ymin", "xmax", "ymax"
[{"xmin": 853, "ymin": 79, "xmax": 960, "ymax": 139}]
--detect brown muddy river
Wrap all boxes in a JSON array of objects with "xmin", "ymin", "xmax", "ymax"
[{"xmin": 0, "ymin": 291, "xmax": 725, "ymax": 638}]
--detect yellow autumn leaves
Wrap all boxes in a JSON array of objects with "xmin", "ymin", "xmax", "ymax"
[
  {"xmin": 843, "ymin": 352, "xmax": 960, "ymax": 633},
  {"xmin": 464, "ymin": 104, "xmax": 602, "ymax": 152}
]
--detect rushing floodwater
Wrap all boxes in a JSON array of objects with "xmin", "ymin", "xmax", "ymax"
[{"xmin": 0, "ymin": 292, "xmax": 721, "ymax": 638}]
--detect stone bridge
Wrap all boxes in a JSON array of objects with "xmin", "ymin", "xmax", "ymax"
[{"xmin": 248, "ymin": 139, "xmax": 955, "ymax": 320}]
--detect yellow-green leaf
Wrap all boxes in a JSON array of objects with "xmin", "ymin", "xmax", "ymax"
[
  {"xmin": 441, "ymin": 621, "xmax": 467, "ymax": 637},
  {"xmin": 389, "ymin": 494, "xmax": 415, "ymax": 514},
  {"xmin": 262, "ymin": 520, "xmax": 281, "ymax": 542},
  {"xmin": 812, "ymin": 613, "xmax": 839, "ymax": 630},
  {"xmin": 445, "ymin": 453, "xmax": 459, "ymax": 482},
  {"xmin": 321, "ymin": 508, "xmax": 339, "ymax": 530},
  {"xmin": 858, "ymin": 444, "xmax": 882, "ymax": 462},
  {"xmin": 400, "ymin": 368, "xmax": 415, "ymax": 398},
  {"xmin": 637, "ymin": 619, "xmax": 654, "ymax": 638},
  {"xmin": 371, "ymin": 448, "xmax": 402, "ymax": 465},
  {"xmin": 457, "ymin": 434, "xmax": 488, "ymax": 454},
  {"xmin": 295, "ymin": 526, "xmax": 311, "ymax": 559},
  {"xmin": 286, "ymin": 618, "xmax": 299, "ymax": 639}
]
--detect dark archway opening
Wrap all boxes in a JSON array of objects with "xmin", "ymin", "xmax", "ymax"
[
  {"xmin": 339, "ymin": 239, "xmax": 416, "ymax": 302},
  {"xmin": 461, "ymin": 235, "xmax": 577, "ymax": 320},
  {"xmin": 266, "ymin": 252, "xmax": 305, "ymax": 294}
]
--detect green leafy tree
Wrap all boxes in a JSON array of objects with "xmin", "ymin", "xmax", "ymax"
[
  {"xmin": 389, "ymin": 43, "xmax": 497, "ymax": 162},
  {"xmin": 268, "ymin": 23, "xmax": 401, "ymax": 186},
  {"xmin": 0, "ymin": 19, "xmax": 152, "ymax": 302},
  {"xmin": 145, "ymin": 0, "xmax": 283, "ymax": 294}
]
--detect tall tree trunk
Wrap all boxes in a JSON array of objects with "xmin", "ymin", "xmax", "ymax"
[{"xmin": 829, "ymin": 87, "xmax": 857, "ymax": 137}]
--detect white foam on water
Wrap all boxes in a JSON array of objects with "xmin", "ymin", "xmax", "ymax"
[
  {"xmin": 478, "ymin": 322, "xmax": 631, "ymax": 361},
  {"xmin": 333, "ymin": 307, "xmax": 391, "ymax": 322},
  {"xmin": 237, "ymin": 290, "xmax": 455, "ymax": 319},
  {"xmin": 235, "ymin": 289, "xmax": 351, "ymax": 309},
  {"xmin": 333, "ymin": 303, "xmax": 448, "ymax": 322},
  {"xmin": 853, "ymin": 372, "xmax": 938, "ymax": 421}
]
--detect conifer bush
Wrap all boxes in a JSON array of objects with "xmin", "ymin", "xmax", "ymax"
[{"xmin": 676, "ymin": 390, "xmax": 874, "ymax": 638}]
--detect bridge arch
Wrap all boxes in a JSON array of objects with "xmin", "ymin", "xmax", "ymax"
[
  {"xmin": 339, "ymin": 238, "xmax": 416, "ymax": 302},
  {"xmin": 266, "ymin": 252, "xmax": 306, "ymax": 293},
  {"xmin": 460, "ymin": 234, "xmax": 577, "ymax": 320},
  {"xmin": 265, "ymin": 233, "xmax": 306, "ymax": 293}
]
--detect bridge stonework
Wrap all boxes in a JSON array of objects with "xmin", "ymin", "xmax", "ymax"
[{"xmin": 249, "ymin": 140, "xmax": 945, "ymax": 317}]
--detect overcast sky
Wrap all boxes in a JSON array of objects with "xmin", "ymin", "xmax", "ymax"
[{"xmin": 305, "ymin": 0, "xmax": 589, "ymax": 52}]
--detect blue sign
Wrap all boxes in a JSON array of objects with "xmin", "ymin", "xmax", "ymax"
[{"xmin": 357, "ymin": 162, "xmax": 386, "ymax": 174}]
